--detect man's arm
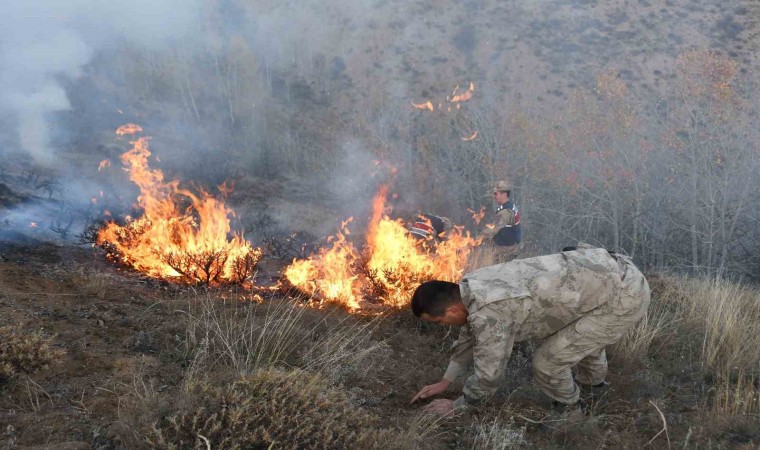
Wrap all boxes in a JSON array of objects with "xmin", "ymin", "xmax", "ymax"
[
  {"xmin": 443, "ymin": 323, "xmax": 475, "ymax": 382},
  {"xmin": 452, "ymin": 308, "xmax": 515, "ymax": 409},
  {"xmin": 411, "ymin": 323, "xmax": 474, "ymax": 404}
]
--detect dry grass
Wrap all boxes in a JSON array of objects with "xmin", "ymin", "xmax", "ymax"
[
  {"xmin": 74, "ymin": 268, "xmax": 119, "ymax": 299},
  {"xmin": 613, "ymin": 276, "xmax": 760, "ymax": 418},
  {"xmin": 469, "ymin": 416, "xmax": 527, "ymax": 449},
  {"xmin": 465, "ymin": 245, "xmax": 498, "ymax": 272},
  {"xmin": 180, "ymin": 293, "xmax": 386, "ymax": 382},
  {"xmin": 147, "ymin": 368, "xmax": 399, "ymax": 450},
  {"xmin": 115, "ymin": 292, "xmax": 440, "ymax": 448},
  {"xmin": 0, "ymin": 325, "xmax": 63, "ymax": 384}
]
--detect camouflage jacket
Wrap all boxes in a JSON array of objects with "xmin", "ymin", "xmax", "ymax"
[{"xmin": 444, "ymin": 247, "xmax": 627, "ymax": 408}]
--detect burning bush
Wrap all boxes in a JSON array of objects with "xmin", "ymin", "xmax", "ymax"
[
  {"xmin": 284, "ymin": 187, "xmax": 480, "ymax": 310},
  {"xmin": 147, "ymin": 369, "xmax": 397, "ymax": 450},
  {"xmin": 96, "ymin": 125, "xmax": 262, "ymax": 286}
]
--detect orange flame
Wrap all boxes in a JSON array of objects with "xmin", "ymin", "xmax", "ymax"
[
  {"xmin": 461, "ymin": 130, "xmax": 478, "ymax": 141},
  {"xmin": 283, "ymin": 218, "xmax": 362, "ymax": 310},
  {"xmin": 98, "ymin": 159, "xmax": 111, "ymax": 171},
  {"xmin": 468, "ymin": 206, "xmax": 486, "ymax": 225},
  {"xmin": 96, "ymin": 126, "xmax": 261, "ymax": 285},
  {"xmin": 412, "ymin": 82, "xmax": 474, "ymax": 114},
  {"xmin": 284, "ymin": 186, "xmax": 480, "ymax": 310},
  {"xmin": 412, "ymin": 101, "xmax": 434, "ymax": 111},
  {"xmin": 115, "ymin": 124, "xmax": 143, "ymax": 135},
  {"xmin": 451, "ymin": 82, "xmax": 475, "ymax": 103}
]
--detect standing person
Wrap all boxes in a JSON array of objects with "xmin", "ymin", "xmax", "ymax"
[
  {"xmin": 409, "ymin": 246, "xmax": 650, "ymax": 418},
  {"xmin": 481, "ymin": 180, "xmax": 521, "ymax": 263}
]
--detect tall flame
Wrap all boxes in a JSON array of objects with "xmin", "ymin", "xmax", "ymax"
[
  {"xmin": 96, "ymin": 125, "xmax": 261, "ymax": 285},
  {"xmin": 283, "ymin": 218, "xmax": 361, "ymax": 310},
  {"xmin": 284, "ymin": 186, "xmax": 480, "ymax": 310}
]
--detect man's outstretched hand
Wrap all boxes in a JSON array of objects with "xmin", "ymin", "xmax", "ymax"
[{"xmin": 410, "ymin": 379, "xmax": 451, "ymax": 404}]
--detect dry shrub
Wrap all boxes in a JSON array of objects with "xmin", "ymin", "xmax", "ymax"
[
  {"xmin": 74, "ymin": 268, "xmax": 120, "ymax": 299},
  {"xmin": 470, "ymin": 416, "xmax": 527, "ymax": 449},
  {"xmin": 614, "ymin": 275, "xmax": 760, "ymax": 417},
  {"xmin": 0, "ymin": 326, "xmax": 63, "ymax": 383},
  {"xmin": 182, "ymin": 293, "xmax": 386, "ymax": 384},
  {"xmin": 183, "ymin": 295, "xmax": 309, "ymax": 376},
  {"xmin": 684, "ymin": 279, "xmax": 760, "ymax": 416},
  {"xmin": 465, "ymin": 245, "xmax": 497, "ymax": 272},
  {"xmin": 610, "ymin": 280, "xmax": 677, "ymax": 369},
  {"xmin": 148, "ymin": 368, "xmax": 398, "ymax": 450},
  {"xmin": 160, "ymin": 248, "xmax": 262, "ymax": 286}
]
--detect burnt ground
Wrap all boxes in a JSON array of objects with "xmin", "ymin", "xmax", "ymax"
[
  {"xmin": 0, "ymin": 177, "xmax": 758, "ymax": 449},
  {"xmin": 1, "ymin": 233, "xmax": 758, "ymax": 449}
]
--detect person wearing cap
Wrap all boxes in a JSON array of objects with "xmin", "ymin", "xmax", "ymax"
[
  {"xmin": 481, "ymin": 180, "xmax": 521, "ymax": 263},
  {"xmin": 409, "ymin": 245, "xmax": 650, "ymax": 418}
]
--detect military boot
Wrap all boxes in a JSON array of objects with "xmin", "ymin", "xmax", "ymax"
[
  {"xmin": 550, "ymin": 398, "xmax": 588, "ymax": 423},
  {"xmin": 584, "ymin": 381, "xmax": 611, "ymax": 402}
]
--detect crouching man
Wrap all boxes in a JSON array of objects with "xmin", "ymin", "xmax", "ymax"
[{"xmin": 409, "ymin": 246, "xmax": 650, "ymax": 416}]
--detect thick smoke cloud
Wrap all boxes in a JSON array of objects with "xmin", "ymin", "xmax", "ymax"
[{"xmin": 0, "ymin": 0, "xmax": 205, "ymax": 164}]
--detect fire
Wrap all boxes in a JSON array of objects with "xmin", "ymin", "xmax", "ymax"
[
  {"xmin": 283, "ymin": 186, "xmax": 480, "ymax": 310},
  {"xmin": 283, "ymin": 218, "xmax": 361, "ymax": 310},
  {"xmin": 451, "ymin": 82, "xmax": 475, "ymax": 103},
  {"xmin": 412, "ymin": 82, "xmax": 475, "ymax": 113},
  {"xmin": 468, "ymin": 206, "xmax": 486, "ymax": 225},
  {"xmin": 412, "ymin": 101, "xmax": 434, "ymax": 112},
  {"xmin": 116, "ymin": 124, "xmax": 142, "ymax": 135},
  {"xmin": 29, "ymin": 222, "xmax": 38, "ymax": 228},
  {"xmin": 98, "ymin": 159, "xmax": 111, "ymax": 171},
  {"xmin": 96, "ymin": 124, "xmax": 261, "ymax": 286},
  {"xmin": 461, "ymin": 130, "xmax": 478, "ymax": 141}
]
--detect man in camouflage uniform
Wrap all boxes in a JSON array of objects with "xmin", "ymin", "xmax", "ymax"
[
  {"xmin": 409, "ymin": 246, "xmax": 650, "ymax": 416},
  {"xmin": 481, "ymin": 180, "xmax": 521, "ymax": 263}
]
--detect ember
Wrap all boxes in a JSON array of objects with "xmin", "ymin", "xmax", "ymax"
[
  {"xmin": 468, "ymin": 206, "xmax": 486, "ymax": 225},
  {"xmin": 461, "ymin": 130, "xmax": 478, "ymax": 141},
  {"xmin": 96, "ymin": 124, "xmax": 262, "ymax": 286},
  {"xmin": 283, "ymin": 186, "xmax": 480, "ymax": 310},
  {"xmin": 413, "ymin": 82, "xmax": 475, "ymax": 113}
]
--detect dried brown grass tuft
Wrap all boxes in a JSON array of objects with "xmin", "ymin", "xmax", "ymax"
[
  {"xmin": 0, "ymin": 325, "xmax": 64, "ymax": 384},
  {"xmin": 465, "ymin": 245, "xmax": 497, "ymax": 272},
  {"xmin": 147, "ymin": 368, "xmax": 399, "ymax": 450},
  {"xmin": 613, "ymin": 275, "xmax": 760, "ymax": 417}
]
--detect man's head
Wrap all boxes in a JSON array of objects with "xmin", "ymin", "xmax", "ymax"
[
  {"xmin": 492, "ymin": 180, "xmax": 511, "ymax": 204},
  {"xmin": 411, "ymin": 280, "xmax": 469, "ymax": 326}
]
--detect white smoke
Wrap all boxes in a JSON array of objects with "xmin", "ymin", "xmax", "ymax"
[{"xmin": 0, "ymin": 0, "xmax": 206, "ymax": 164}]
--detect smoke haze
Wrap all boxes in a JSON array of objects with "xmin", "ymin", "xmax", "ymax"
[{"xmin": 0, "ymin": 0, "xmax": 205, "ymax": 163}]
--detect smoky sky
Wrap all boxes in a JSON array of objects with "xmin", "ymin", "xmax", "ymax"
[{"xmin": 0, "ymin": 0, "xmax": 206, "ymax": 164}]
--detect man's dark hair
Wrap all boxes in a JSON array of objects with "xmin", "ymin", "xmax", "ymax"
[{"xmin": 411, "ymin": 280, "xmax": 461, "ymax": 318}]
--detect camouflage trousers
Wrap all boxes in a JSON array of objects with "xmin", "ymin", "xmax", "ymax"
[{"xmin": 531, "ymin": 256, "xmax": 651, "ymax": 405}]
